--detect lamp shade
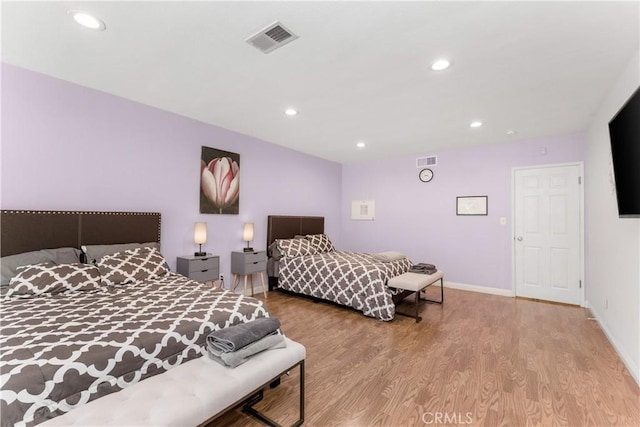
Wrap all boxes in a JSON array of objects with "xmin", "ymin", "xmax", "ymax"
[
  {"xmin": 194, "ymin": 222, "xmax": 207, "ymax": 245},
  {"xmin": 242, "ymin": 223, "xmax": 254, "ymax": 243}
]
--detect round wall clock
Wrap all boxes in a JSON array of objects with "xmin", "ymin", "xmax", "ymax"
[{"xmin": 419, "ymin": 168, "xmax": 434, "ymax": 182}]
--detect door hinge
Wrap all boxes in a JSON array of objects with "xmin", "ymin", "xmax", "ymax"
[
  {"xmin": 578, "ymin": 176, "xmax": 582, "ymax": 184},
  {"xmin": 579, "ymin": 280, "xmax": 582, "ymax": 288}
]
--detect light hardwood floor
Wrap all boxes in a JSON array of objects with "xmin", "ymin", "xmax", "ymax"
[{"xmin": 211, "ymin": 288, "xmax": 639, "ymax": 426}]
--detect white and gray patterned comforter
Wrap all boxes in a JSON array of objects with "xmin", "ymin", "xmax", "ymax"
[
  {"xmin": 0, "ymin": 273, "xmax": 269, "ymax": 427},
  {"xmin": 278, "ymin": 251, "xmax": 411, "ymax": 321}
]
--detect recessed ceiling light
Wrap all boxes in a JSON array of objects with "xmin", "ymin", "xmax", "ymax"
[
  {"xmin": 68, "ymin": 11, "xmax": 106, "ymax": 31},
  {"xmin": 506, "ymin": 129, "xmax": 518, "ymax": 135},
  {"xmin": 356, "ymin": 142, "xmax": 366, "ymax": 149},
  {"xmin": 430, "ymin": 59, "xmax": 451, "ymax": 71},
  {"xmin": 284, "ymin": 108, "xmax": 298, "ymax": 116},
  {"xmin": 470, "ymin": 121, "xmax": 483, "ymax": 128}
]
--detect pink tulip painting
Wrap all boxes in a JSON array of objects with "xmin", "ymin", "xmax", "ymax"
[{"xmin": 200, "ymin": 147, "xmax": 240, "ymax": 214}]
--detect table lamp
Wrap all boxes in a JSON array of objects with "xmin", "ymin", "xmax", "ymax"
[
  {"xmin": 243, "ymin": 223, "xmax": 254, "ymax": 252},
  {"xmin": 194, "ymin": 222, "xmax": 207, "ymax": 256}
]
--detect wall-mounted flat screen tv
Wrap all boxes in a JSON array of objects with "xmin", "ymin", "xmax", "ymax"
[{"xmin": 608, "ymin": 86, "xmax": 640, "ymax": 218}]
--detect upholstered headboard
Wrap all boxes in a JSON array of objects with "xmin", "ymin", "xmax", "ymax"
[
  {"xmin": 1, "ymin": 210, "xmax": 161, "ymax": 257},
  {"xmin": 266, "ymin": 215, "xmax": 325, "ymax": 247},
  {"xmin": 265, "ymin": 215, "xmax": 325, "ymax": 290}
]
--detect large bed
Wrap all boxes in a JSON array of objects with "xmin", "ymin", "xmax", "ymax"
[
  {"xmin": 0, "ymin": 210, "xmax": 270, "ymax": 427},
  {"xmin": 267, "ymin": 215, "xmax": 412, "ymax": 321}
]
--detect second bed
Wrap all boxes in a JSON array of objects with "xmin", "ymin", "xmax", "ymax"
[{"xmin": 267, "ymin": 215, "xmax": 411, "ymax": 321}]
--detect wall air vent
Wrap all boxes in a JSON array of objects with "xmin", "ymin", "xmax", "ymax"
[
  {"xmin": 246, "ymin": 21, "xmax": 299, "ymax": 54},
  {"xmin": 416, "ymin": 155, "xmax": 437, "ymax": 168}
]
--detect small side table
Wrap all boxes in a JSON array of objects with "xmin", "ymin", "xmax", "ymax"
[
  {"xmin": 231, "ymin": 251, "xmax": 267, "ymax": 298},
  {"xmin": 176, "ymin": 254, "xmax": 220, "ymax": 287}
]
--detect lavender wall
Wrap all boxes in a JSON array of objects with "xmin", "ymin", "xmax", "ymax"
[
  {"xmin": 0, "ymin": 63, "xmax": 587, "ymax": 294},
  {"xmin": 0, "ymin": 64, "xmax": 342, "ymax": 284},
  {"xmin": 341, "ymin": 134, "xmax": 585, "ymax": 290}
]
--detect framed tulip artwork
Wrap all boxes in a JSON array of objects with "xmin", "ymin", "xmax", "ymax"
[{"xmin": 200, "ymin": 146, "xmax": 240, "ymax": 214}]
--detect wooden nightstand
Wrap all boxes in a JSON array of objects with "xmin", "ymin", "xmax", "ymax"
[
  {"xmin": 176, "ymin": 254, "xmax": 220, "ymax": 287},
  {"xmin": 231, "ymin": 251, "xmax": 267, "ymax": 298}
]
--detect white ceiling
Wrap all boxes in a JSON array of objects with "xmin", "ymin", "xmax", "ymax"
[{"xmin": 2, "ymin": 1, "xmax": 639, "ymax": 164}]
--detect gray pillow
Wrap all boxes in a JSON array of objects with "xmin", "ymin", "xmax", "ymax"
[
  {"xmin": 5, "ymin": 263, "xmax": 105, "ymax": 299},
  {"xmin": 305, "ymin": 234, "xmax": 336, "ymax": 253},
  {"xmin": 1, "ymin": 247, "xmax": 81, "ymax": 286},
  {"xmin": 277, "ymin": 238, "xmax": 319, "ymax": 258},
  {"xmin": 268, "ymin": 241, "xmax": 282, "ymax": 260},
  {"xmin": 268, "ymin": 235, "xmax": 305, "ymax": 260},
  {"xmin": 96, "ymin": 247, "xmax": 169, "ymax": 286},
  {"xmin": 82, "ymin": 242, "xmax": 160, "ymax": 264}
]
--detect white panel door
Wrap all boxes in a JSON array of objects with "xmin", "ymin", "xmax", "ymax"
[{"xmin": 514, "ymin": 165, "xmax": 581, "ymax": 305}]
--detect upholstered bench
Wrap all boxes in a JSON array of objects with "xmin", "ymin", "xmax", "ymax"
[
  {"xmin": 388, "ymin": 270, "xmax": 444, "ymax": 322},
  {"xmin": 41, "ymin": 337, "xmax": 305, "ymax": 427}
]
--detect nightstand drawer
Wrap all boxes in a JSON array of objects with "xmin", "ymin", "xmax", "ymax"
[
  {"xmin": 231, "ymin": 251, "xmax": 267, "ymax": 275},
  {"xmin": 229, "ymin": 251, "xmax": 268, "ymax": 298},
  {"xmin": 242, "ymin": 252, "xmax": 267, "ymax": 264},
  {"xmin": 241, "ymin": 260, "xmax": 266, "ymax": 274},
  {"xmin": 189, "ymin": 268, "xmax": 219, "ymax": 283},
  {"xmin": 189, "ymin": 256, "xmax": 219, "ymax": 272},
  {"xmin": 176, "ymin": 254, "xmax": 220, "ymax": 284}
]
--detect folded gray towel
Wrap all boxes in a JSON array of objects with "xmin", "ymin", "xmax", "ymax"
[
  {"xmin": 410, "ymin": 263, "xmax": 437, "ymax": 274},
  {"xmin": 207, "ymin": 317, "xmax": 281, "ymax": 353},
  {"xmin": 208, "ymin": 333, "xmax": 286, "ymax": 368}
]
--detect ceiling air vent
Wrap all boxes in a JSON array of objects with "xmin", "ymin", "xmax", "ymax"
[
  {"xmin": 246, "ymin": 21, "xmax": 298, "ymax": 54},
  {"xmin": 416, "ymin": 155, "xmax": 438, "ymax": 168}
]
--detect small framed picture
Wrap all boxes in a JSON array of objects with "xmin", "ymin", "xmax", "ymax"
[
  {"xmin": 351, "ymin": 200, "xmax": 375, "ymax": 220},
  {"xmin": 456, "ymin": 196, "xmax": 488, "ymax": 216}
]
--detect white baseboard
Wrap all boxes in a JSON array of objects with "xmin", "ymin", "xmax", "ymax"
[
  {"xmin": 443, "ymin": 281, "xmax": 514, "ymax": 297},
  {"xmin": 587, "ymin": 306, "xmax": 640, "ymax": 386}
]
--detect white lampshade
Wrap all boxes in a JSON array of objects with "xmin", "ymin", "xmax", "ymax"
[
  {"xmin": 194, "ymin": 222, "xmax": 207, "ymax": 245},
  {"xmin": 243, "ymin": 223, "xmax": 254, "ymax": 243}
]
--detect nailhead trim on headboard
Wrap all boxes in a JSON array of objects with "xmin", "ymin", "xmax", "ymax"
[{"xmin": 1, "ymin": 210, "xmax": 162, "ymax": 257}]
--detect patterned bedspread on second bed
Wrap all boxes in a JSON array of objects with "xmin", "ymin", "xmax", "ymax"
[
  {"xmin": 0, "ymin": 273, "xmax": 269, "ymax": 427},
  {"xmin": 278, "ymin": 251, "xmax": 411, "ymax": 321}
]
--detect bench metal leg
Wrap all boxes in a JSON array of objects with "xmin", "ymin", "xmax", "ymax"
[
  {"xmin": 394, "ymin": 291, "xmax": 423, "ymax": 323},
  {"xmin": 270, "ymin": 377, "xmax": 281, "ymax": 388},
  {"xmin": 395, "ymin": 277, "xmax": 445, "ymax": 323},
  {"xmin": 419, "ymin": 277, "xmax": 444, "ymax": 305},
  {"xmin": 242, "ymin": 360, "xmax": 305, "ymax": 427}
]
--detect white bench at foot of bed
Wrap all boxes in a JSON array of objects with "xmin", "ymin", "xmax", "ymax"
[
  {"xmin": 388, "ymin": 271, "xmax": 444, "ymax": 323},
  {"xmin": 41, "ymin": 338, "xmax": 306, "ymax": 427}
]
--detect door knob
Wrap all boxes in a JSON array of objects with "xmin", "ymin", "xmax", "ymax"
[{"xmin": 517, "ymin": 236, "xmax": 523, "ymax": 241}]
